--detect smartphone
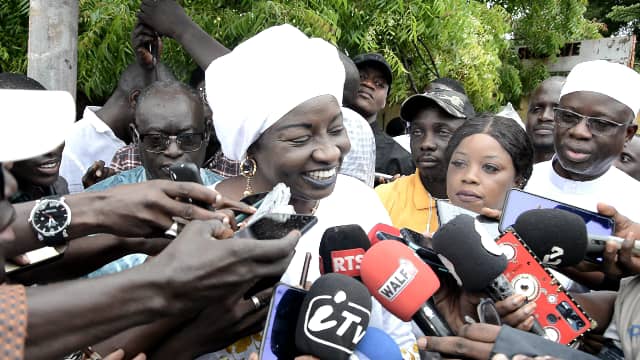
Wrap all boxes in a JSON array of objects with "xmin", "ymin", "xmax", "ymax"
[
  {"xmin": 500, "ymin": 189, "xmax": 614, "ymax": 263},
  {"xmin": 168, "ymin": 162, "xmax": 213, "ymax": 210},
  {"xmin": 398, "ymin": 228, "xmax": 449, "ymax": 275},
  {"xmin": 259, "ymin": 283, "xmax": 307, "ymax": 360},
  {"xmin": 239, "ymin": 213, "xmax": 318, "ymax": 240},
  {"xmin": 236, "ymin": 192, "xmax": 269, "ymax": 223},
  {"xmin": 5, "ymin": 246, "xmax": 66, "ymax": 276},
  {"xmin": 241, "ymin": 213, "xmax": 316, "ymax": 298},
  {"xmin": 436, "ymin": 199, "xmax": 501, "ymax": 239},
  {"xmin": 496, "ymin": 231, "xmax": 593, "ymax": 345}
]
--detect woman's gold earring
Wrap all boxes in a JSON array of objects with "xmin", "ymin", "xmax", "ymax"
[{"xmin": 240, "ymin": 157, "xmax": 258, "ymax": 196}]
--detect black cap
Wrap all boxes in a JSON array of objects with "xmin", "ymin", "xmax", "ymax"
[
  {"xmin": 353, "ymin": 53, "xmax": 393, "ymax": 88},
  {"xmin": 400, "ymin": 89, "xmax": 475, "ymax": 122}
]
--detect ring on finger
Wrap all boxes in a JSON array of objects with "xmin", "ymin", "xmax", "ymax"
[
  {"xmin": 164, "ymin": 220, "xmax": 179, "ymax": 238},
  {"xmin": 251, "ymin": 295, "xmax": 262, "ymax": 310}
]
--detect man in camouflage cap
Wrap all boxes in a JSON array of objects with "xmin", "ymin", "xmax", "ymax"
[{"xmin": 376, "ymin": 88, "xmax": 475, "ymax": 233}]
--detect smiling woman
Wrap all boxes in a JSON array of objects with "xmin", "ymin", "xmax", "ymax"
[
  {"xmin": 445, "ymin": 115, "xmax": 534, "ymax": 214},
  {"xmin": 201, "ymin": 24, "xmax": 418, "ymax": 360}
]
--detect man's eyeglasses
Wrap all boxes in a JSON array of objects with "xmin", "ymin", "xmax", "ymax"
[
  {"xmin": 133, "ymin": 128, "xmax": 206, "ymax": 154},
  {"xmin": 554, "ymin": 107, "xmax": 628, "ymax": 136}
]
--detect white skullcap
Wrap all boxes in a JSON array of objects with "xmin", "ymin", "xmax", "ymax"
[
  {"xmin": 0, "ymin": 90, "xmax": 75, "ymax": 162},
  {"xmin": 561, "ymin": 60, "xmax": 640, "ymax": 118},
  {"xmin": 205, "ymin": 24, "xmax": 345, "ymax": 161}
]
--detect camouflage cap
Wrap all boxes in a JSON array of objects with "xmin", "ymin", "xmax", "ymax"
[{"xmin": 400, "ymin": 89, "xmax": 475, "ymax": 122}]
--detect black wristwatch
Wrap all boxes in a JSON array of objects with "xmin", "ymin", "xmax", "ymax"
[{"xmin": 28, "ymin": 196, "xmax": 71, "ymax": 247}]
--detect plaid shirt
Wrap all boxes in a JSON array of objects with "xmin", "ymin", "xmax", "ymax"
[
  {"xmin": 0, "ymin": 285, "xmax": 27, "ymax": 360},
  {"xmin": 110, "ymin": 144, "xmax": 240, "ymax": 178},
  {"xmin": 109, "ymin": 144, "xmax": 141, "ymax": 172},
  {"xmin": 340, "ymin": 107, "xmax": 376, "ymax": 187}
]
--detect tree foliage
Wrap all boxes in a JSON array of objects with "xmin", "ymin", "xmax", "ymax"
[{"xmin": 0, "ymin": 0, "xmax": 603, "ymax": 110}]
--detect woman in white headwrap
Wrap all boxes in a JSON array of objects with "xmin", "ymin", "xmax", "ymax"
[{"xmin": 201, "ymin": 24, "xmax": 419, "ymax": 360}]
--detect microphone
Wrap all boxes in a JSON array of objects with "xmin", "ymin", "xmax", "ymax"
[
  {"xmin": 511, "ymin": 209, "xmax": 588, "ymax": 267},
  {"xmin": 360, "ymin": 240, "xmax": 453, "ymax": 336},
  {"xmin": 367, "ymin": 223, "xmax": 402, "ymax": 245},
  {"xmin": 432, "ymin": 214, "xmax": 547, "ymax": 338},
  {"xmin": 587, "ymin": 234, "xmax": 640, "ymax": 255},
  {"xmin": 368, "ymin": 224, "xmax": 450, "ymax": 275},
  {"xmin": 353, "ymin": 327, "xmax": 403, "ymax": 360},
  {"xmin": 295, "ymin": 273, "xmax": 372, "ymax": 360},
  {"xmin": 319, "ymin": 225, "xmax": 370, "ymax": 278}
]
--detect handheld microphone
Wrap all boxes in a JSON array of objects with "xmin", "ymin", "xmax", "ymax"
[
  {"xmin": 368, "ymin": 224, "xmax": 449, "ymax": 275},
  {"xmin": 587, "ymin": 234, "xmax": 640, "ymax": 255},
  {"xmin": 360, "ymin": 241, "xmax": 453, "ymax": 336},
  {"xmin": 319, "ymin": 224, "xmax": 370, "ymax": 278},
  {"xmin": 432, "ymin": 214, "xmax": 547, "ymax": 338},
  {"xmin": 511, "ymin": 209, "xmax": 588, "ymax": 267},
  {"xmin": 295, "ymin": 273, "xmax": 372, "ymax": 360},
  {"xmin": 353, "ymin": 327, "xmax": 403, "ymax": 360},
  {"xmin": 367, "ymin": 223, "xmax": 402, "ymax": 245}
]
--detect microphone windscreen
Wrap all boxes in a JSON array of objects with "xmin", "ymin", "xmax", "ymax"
[
  {"xmin": 367, "ymin": 223, "xmax": 402, "ymax": 245},
  {"xmin": 354, "ymin": 327, "xmax": 402, "ymax": 360},
  {"xmin": 360, "ymin": 240, "xmax": 440, "ymax": 321},
  {"xmin": 295, "ymin": 273, "xmax": 372, "ymax": 360},
  {"xmin": 432, "ymin": 214, "xmax": 507, "ymax": 292},
  {"xmin": 319, "ymin": 225, "xmax": 371, "ymax": 277},
  {"xmin": 512, "ymin": 209, "xmax": 588, "ymax": 267}
]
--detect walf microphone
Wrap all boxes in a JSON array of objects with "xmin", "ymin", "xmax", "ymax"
[
  {"xmin": 295, "ymin": 273, "xmax": 372, "ymax": 360},
  {"xmin": 432, "ymin": 214, "xmax": 548, "ymax": 338},
  {"xmin": 319, "ymin": 224, "xmax": 371, "ymax": 278},
  {"xmin": 360, "ymin": 241, "xmax": 452, "ymax": 337}
]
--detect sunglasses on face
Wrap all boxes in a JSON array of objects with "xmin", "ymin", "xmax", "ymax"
[
  {"xmin": 133, "ymin": 128, "xmax": 206, "ymax": 154},
  {"xmin": 553, "ymin": 107, "xmax": 628, "ymax": 136}
]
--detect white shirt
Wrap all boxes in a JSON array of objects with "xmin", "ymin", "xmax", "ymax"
[
  {"xmin": 393, "ymin": 134, "xmax": 411, "ymax": 153},
  {"xmin": 525, "ymin": 159, "xmax": 640, "ymax": 223},
  {"xmin": 60, "ymin": 107, "xmax": 126, "ymax": 193},
  {"xmin": 203, "ymin": 175, "xmax": 418, "ymax": 360}
]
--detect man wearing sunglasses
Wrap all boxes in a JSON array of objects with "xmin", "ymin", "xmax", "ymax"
[
  {"xmin": 525, "ymin": 60, "xmax": 640, "ymax": 223},
  {"xmin": 88, "ymin": 80, "xmax": 222, "ymax": 192}
]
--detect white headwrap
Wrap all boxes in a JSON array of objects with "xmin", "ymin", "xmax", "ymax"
[
  {"xmin": 0, "ymin": 90, "xmax": 75, "ymax": 162},
  {"xmin": 561, "ymin": 60, "xmax": 640, "ymax": 118},
  {"xmin": 205, "ymin": 24, "xmax": 345, "ymax": 161}
]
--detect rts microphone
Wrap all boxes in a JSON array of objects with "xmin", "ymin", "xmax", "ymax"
[
  {"xmin": 295, "ymin": 273, "xmax": 372, "ymax": 360},
  {"xmin": 319, "ymin": 225, "xmax": 370, "ymax": 278},
  {"xmin": 512, "ymin": 209, "xmax": 588, "ymax": 267},
  {"xmin": 360, "ymin": 240, "xmax": 453, "ymax": 337},
  {"xmin": 432, "ymin": 214, "xmax": 547, "ymax": 338},
  {"xmin": 353, "ymin": 327, "xmax": 403, "ymax": 360}
]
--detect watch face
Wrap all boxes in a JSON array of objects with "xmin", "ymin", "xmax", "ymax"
[{"xmin": 32, "ymin": 199, "xmax": 69, "ymax": 236}]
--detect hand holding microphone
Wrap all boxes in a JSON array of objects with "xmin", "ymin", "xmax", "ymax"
[{"xmin": 432, "ymin": 214, "xmax": 547, "ymax": 337}]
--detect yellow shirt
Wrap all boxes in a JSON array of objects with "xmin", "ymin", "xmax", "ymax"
[{"xmin": 375, "ymin": 171, "xmax": 439, "ymax": 233}]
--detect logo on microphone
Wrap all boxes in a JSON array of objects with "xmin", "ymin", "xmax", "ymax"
[
  {"xmin": 330, "ymin": 249, "xmax": 365, "ymax": 277},
  {"xmin": 542, "ymin": 246, "xmax": 564, "ymax": 266},
  {"xmin": 378, "ymin": 258, "xmax": 418, "ymax": 301},
  {"xmin": 302, "ymin": 290, "xmax": 371, "ymax": 354}
]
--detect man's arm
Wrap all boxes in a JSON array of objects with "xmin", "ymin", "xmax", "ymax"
[
  {"xmin": 22, "ymin": 219, "xmax": 299, "ymax": 359},
  {"xmin": 24, "ymin": 263, "xmax": 169, "ymax": 359},
  {"xmin": 4, "ymin": 180, "xmax": 248, "ymax": 258},
  {"xmin": 138, "ymin": 0, "xmax": 229, "ymax": 69}
]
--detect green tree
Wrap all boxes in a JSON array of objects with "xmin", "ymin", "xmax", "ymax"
[{"xmin": 0, "ymin": 0, "xmax": 603, "ymax": 110}]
